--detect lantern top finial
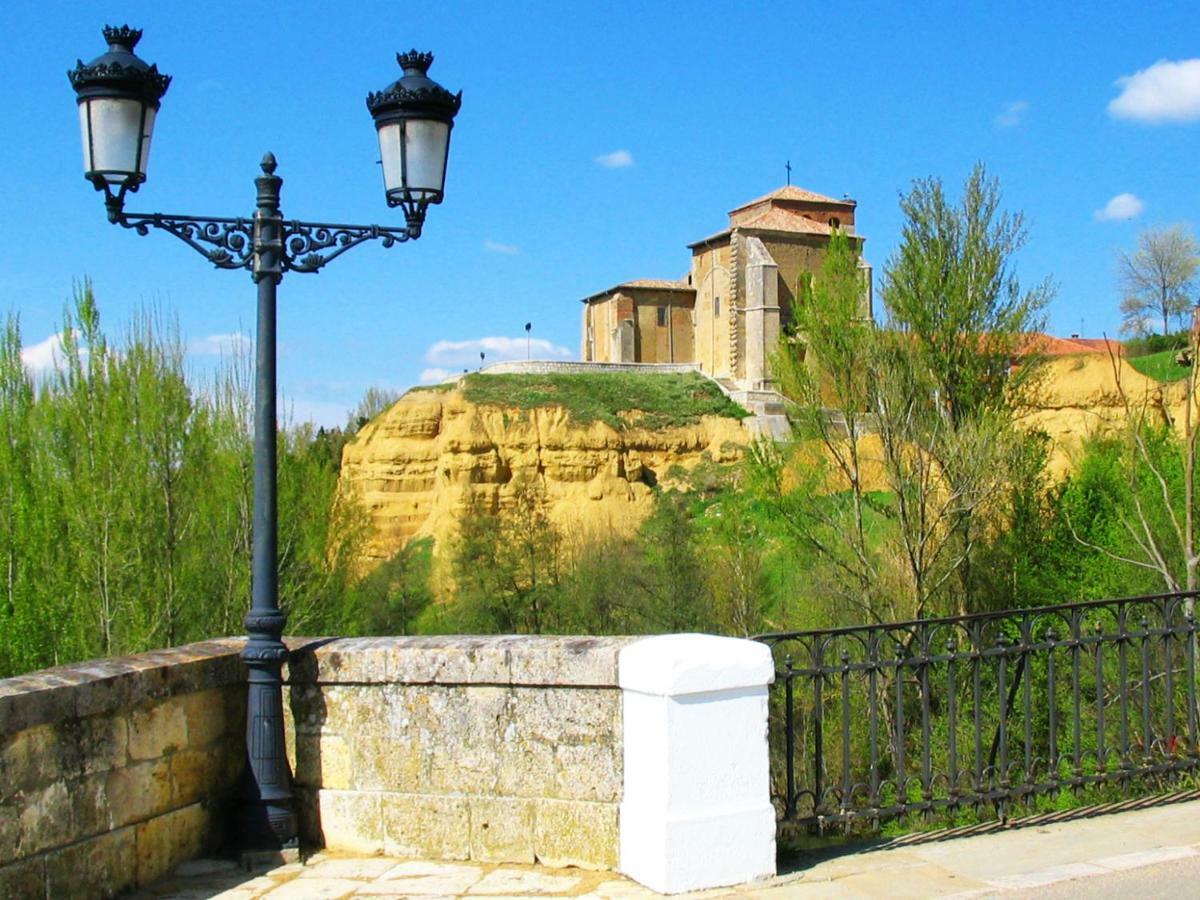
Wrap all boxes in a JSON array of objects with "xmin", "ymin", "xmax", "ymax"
[
  {"xmin": 68, "ymin": 24, "xmax": 170, "ymax": 106},
  {"xmin": 366, "ymin": 48, "xmax": 461, "ymax": 122},
  {"xmin": 102, "ymin": 25, "xmax": 142, "ymax": 52},
  {"xmin": 396, "ymin": 50, "xmax": 434, "ymax": 76}
]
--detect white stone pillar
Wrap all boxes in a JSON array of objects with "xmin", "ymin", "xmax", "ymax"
[{"xmin": 618, "ymin": 634, "xmax": 776, "ymax": 894}]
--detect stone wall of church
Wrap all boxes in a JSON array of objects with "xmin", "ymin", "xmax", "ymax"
[
  {"xmin": 285, "ymin": 636, "xmax": 630, "ymax": 870},
  {"xmin": 628, "ymin": 289, "xmax": 694, "ymax": 364},
  {"xmin": 755, "ymin": 234, "xmax": 828, "ymax": 329},
  {"xmin": 691, "ymin": 243, "xmax": 734, "ymax": 379}
]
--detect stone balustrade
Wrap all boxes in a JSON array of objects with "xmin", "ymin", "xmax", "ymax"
[
  {"xmin": 0, "ymin": 633, "xmax": 776, "ymax": 897},
  {"xmin": 284, "ymin": 636, "xmax": 631, "ymax": 870},
  {"xmin": 0, "ymin": 639, "xmax": 247, "ymax": 898}
]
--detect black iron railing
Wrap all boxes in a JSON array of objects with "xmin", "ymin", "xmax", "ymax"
[{"xmin": 754, "ymin": 592, "xmax": 1200, "ymax": 831}]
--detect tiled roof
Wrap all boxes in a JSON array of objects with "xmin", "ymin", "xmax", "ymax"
[
  {"xmin": 730, "ymin": 185, "xmax": 853, "ymax": 212},
  {"xmin": 737, "ymin": 208, "xmax": 834, "ymax": 235},
  {"xmin": 1021, "ymin": 334, "xmax": 1125, "ymax": 357},
  {"xmin": 620, "ymin": 279, "xmax": 692, "ymax": 290},
  {"xmin": 580, "ymin": 278, "xmax": 694, "ymax": 303}
]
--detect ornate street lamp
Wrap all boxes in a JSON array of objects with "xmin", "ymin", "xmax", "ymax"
[{"xmin": 68, "ymin": 26, "xmax": 461, "ymax": 850}]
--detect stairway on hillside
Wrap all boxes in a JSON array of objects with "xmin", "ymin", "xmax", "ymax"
[{"xmin": 715, "ymin": 381, "xmax": 792, "ymax": 441}]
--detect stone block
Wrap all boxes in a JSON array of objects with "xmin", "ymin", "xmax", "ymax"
[
  {"xmin": 78, "ymin": 713, "xmax": 129, "ymax": 775},
  {"xmin": 0, "ymin": 856, "xmax": 44, "ymax": 898},
  {"xmin": 181, "ymin": 687, "xmax": 229, "ymax": 747},
  {"xmin": 106, "ymin": 758, "xmax": 173, "ymax": 827},
  {"xmin": 135, "ymin": 803, "xmax": 211, "ymax": 887},
  {"xmin": 0, "ymin": 799, "xmax": 19, "ymax": 860},
  {"xmin": 510, "ymin": 688, "xmax": 620, "ymax": 746},
  {"xmin": 1, "ymin": 723, "xmax": 80, "ymax": 799},
  {"xmin": 286, "ymin": 683, "xmax": 331, "ymax": 736},
  {"xmin": 17, "ymin": 779, "xmax": 74, "ymax": 856},
  {"xmin": 469, "ymin": 796, "xmax": 535, "ymax": 864},
  {"xmin": 72, "ymin": 771, "xmax": 112, "ymax": 839},
  {"xmin": 380, "ymin": 792, "xmax": 470, "ymax": 860},
  {"xmin": 129, "ymin": 698, "xmax": 188, "ymax": 761},
  {"xmin": 553, "ymin": 740, "xmax": 621, "ymax": 803},
  {"xmin": 347, "ymin": 734, "xmax": 425, "ymax": 793},
  {"xmin": 534, "ymin": 798, "xmax": 618, "ymax": 870},
  {"xmin": 45, "ymin": 825, "xmax": 137, "ymax": 900},
  {"xmin": 0, "ymin": 672, "xmax": 82, "ymax": 735},
  {"xmin": 494, "ymin": 733, "xmax": 556, "ymax": 799},
  {"xmin": 317, "ymin": 790, "xmax": 383, "ymax": 854},
  {"xmin": 170, "ymin": 748, "xmax": 225, "ymax": 806}
]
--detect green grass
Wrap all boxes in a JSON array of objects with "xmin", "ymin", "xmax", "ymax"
[
  {"xmin": 407, "ymin": 382, "xmax": 454, "ymax": 393},
  {"xmin": 455, "ymin": 371, "xmax": 749, "ymax": 430},
  {"xmin": 1127, "ymin": 348, "xmax": 1192, "ymax": 383}
]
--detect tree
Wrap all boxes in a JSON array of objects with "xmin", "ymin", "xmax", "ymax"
[
  {"xmin": 348, "ymin": 386, "xmax": 401, "ymax": 432},
  {"xmin": 882, "ymin": 163, "xmax": 1051, "ymax": 424},
  {"xmin": 1118, "ymin": 225, "xmax": 1199, "ymax": 336},
  {"xmin": 763, "ymin": 166, "xmax": 1053, "ymax": 622}
]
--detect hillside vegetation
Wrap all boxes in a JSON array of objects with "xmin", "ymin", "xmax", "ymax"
[
  {"xmin": 1127, "ymin": 348, "xmax": 1191, "ymax": 383},
  {"xmin": 459, "ymin": 371, "xmax": 749, "ymax": 429}
]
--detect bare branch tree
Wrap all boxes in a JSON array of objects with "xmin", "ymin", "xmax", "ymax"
[{"xmin": 1119, "ymin": 225, "xmax": 1199, "ymax": 336}]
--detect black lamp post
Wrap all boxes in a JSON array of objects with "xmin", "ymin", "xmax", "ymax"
[{"xmin": 68, "ymin": 25, "xmax": 461, "ymax": 849}]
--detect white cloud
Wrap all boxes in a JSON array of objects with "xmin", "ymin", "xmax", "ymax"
[
  {"xmin": 1094, "ymin": 192, "xmax": 1145, "ymax": 221},
  {"xmin": 188, "ymin": 332, "xmax": 252, "ymax": 357},
  {"xmin": 595, "ymin": 149, "xmax": 634, "ymax": 169},
  {"xmin": 425, "ymin": 336, "xmax": 573, "ymax": 366},
  {"xmin": 483, "ymin": 239, "xmax": 520, "ymax": 255},
  {"xmin": 995, "ymin": 100, "xmax": 1029, "ymax": 128},
  {"xmin": 1109, "ymin": 58, "xmax": 1200, "ymax": 123},
  {"xmin": 21, "ymin": 331, "xmax": 75, "ymax": 376},
  {"xmin": 419, "ymin": 368, "xmax": 453, "ymax": 384}
]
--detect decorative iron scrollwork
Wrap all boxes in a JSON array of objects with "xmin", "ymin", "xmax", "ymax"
[
  {"xmin": 280, "ymin": 220, "xmax": 412, "ymax": 273},
  {"xmin": 111, "ymin": 212, "xmax": 414, "ymax": 275},
  {"xmin": 116, "ymin": 212, "xmax": 255, "ymax": 270}
]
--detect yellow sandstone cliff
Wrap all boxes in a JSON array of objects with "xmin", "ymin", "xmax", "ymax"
[
  {"xmin": 339, "ymin": 386, "xmax": 748, "ymax": 565},
  {"xmin": 340, "ymin": 355, "xmax": 1191, "ymax": 565}
]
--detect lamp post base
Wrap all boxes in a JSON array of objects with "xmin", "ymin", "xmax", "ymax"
[{"xmin": 238, "ymin": 649, "xmax": 296, "ymax": 849}]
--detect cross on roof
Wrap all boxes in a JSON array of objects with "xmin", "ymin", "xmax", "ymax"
[{"xmin": 785, "ymin": 160, "xmax": 792, "ymax": 185}]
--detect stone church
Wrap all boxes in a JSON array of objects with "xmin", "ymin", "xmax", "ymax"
[{"xmin": 579, "ymin": 185, "xmax": 872, "ymax": 391}]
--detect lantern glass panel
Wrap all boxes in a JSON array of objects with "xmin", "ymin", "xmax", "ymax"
[
  {"xmin": 79, "ymin": 97, "xmax": 154, "ymax": 183},
  {"xmin": 377, "ymin": 119, "xmax": 450, "ymax": 200},
  {"xmin": 403, "ymin": 119, "xmax": 450, "ymax": 196},
  {"xmin": 377, "ymin": 121, "xmax": 404, "ymax": 194}
]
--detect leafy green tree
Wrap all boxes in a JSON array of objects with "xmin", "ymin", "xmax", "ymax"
[
  {"xmin": 448, "ymin": 480, "xmax": 566, "ymax": 634},
  {"xmin": 353, "ymin": 537, "xmax": 433, "ymax": 635},
  {"xmin": 764, "ymin": 167, "xmax": 1054, "ymax": 623},
  {"xmin": 634, "ymin": 490, "xmax": 710, "ymax": 631},
  {"xmin": 882, "ymin": 163, "xmax": 1051, "ymax": 424}
]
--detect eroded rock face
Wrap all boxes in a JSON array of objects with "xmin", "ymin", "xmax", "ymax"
[
  {"xmin": 1020, "ymin": 354, "xmax": 1189, "ymax": 477},
  {"xmin": 339, "ymin": 388, "xmax": 748, "ymax": 564}
]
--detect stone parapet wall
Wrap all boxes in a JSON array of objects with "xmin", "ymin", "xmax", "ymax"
[
  {"xmin": 284, "ymin": 636, "xmax": 633, "ymax": 870},
  {"xmin": 0, "ymin": 640, "xmax": 247, "ymax": 899}
]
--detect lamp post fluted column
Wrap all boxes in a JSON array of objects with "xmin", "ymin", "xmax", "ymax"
[
  {"xmin": 241, "ymin": 154, "xmax": 291, "ymax": 846},
  {"xmin": 68, "ymin": 25, "xmax": 461, "ymax": 851}
]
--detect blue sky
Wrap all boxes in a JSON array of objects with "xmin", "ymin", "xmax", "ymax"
[{"xmin": 4, "ymin": 1, "xmax": 1199, "ymax": 426}]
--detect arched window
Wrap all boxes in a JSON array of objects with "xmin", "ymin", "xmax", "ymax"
[{"xmin": 829, "ymin": 217, "xmax": 841, "ymax": 229}]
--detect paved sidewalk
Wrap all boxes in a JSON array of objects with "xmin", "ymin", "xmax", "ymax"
[{"xmin": 133, "ymin": 797, "xmax": 1200, "ymax": 898}]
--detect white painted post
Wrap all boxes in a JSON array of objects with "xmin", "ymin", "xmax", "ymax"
[{"xmin": 618, "ymin": 634, "xmax": 776, "ymax": 894}]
